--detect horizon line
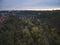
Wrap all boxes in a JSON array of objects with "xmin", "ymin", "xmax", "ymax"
[{"xmin": 0, "ymin": 8, "xmax": 60, "ymax": 11}]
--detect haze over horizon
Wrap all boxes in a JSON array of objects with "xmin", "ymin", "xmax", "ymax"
[{"xmin": 0, "ymin": 0, "xmax": 60, "ymax": 10}]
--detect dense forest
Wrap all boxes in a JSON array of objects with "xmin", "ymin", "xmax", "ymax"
[{"xmin": 0, "ymin": 10, "xmax": 60, "ymax": 45}]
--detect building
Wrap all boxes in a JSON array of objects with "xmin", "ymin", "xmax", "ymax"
[
  {"xmin": 18, "ymin": 14, "xmax": 38, "ymax": 19},
  {"xmin": 0, "ymin": 14, "xmax": 5, "ymax": 23}
]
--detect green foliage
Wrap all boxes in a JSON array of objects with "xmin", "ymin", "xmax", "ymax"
[{"xmin": 0, "ymin": 10, "xmax": 60, "ymax": 45}]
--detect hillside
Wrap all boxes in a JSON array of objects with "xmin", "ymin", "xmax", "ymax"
[{"xmin": 0, "ymin": 10, "xmax": 60, "ymax": 45}]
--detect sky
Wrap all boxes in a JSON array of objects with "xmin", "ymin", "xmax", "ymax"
[{"xmin": 0, "ymin": 0, "xmax": 60, "ymax": 10}]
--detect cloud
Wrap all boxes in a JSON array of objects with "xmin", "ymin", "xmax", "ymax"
[
  {"xmin": 0, "ymin": 0, "xmax": 60, "ymax": 10},
  {"xmin": 22, "ymin": 0, "xmax": 60, "ymax": 6},
  {"xmin": 0, "ymin": 0, "xmax": 60, "ymax": 6}
]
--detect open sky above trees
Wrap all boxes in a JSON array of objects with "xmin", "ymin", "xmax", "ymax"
[{"xmin": 0, "ymin": 0, "xmax": 60, "ymax": 10}]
